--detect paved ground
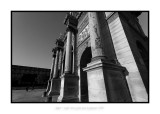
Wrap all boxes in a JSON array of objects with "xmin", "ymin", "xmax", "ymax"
[
  {"xmin": 12, "ymin": 89, "xmax": 60, "ymax": 102},
  {"xmin": 12, "ymin": 89, "xmax": 46, "ymax": 102}
]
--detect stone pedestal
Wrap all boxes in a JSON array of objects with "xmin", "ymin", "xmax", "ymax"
[
  {"xmin": 48, "ymin": 79, "xmax": 61, "ymax": 96},
  {"xmin": 57, "ymin": 74, "xmax": 79, "ymax": 102},
  {"xmin": 45, "ymin": 96, "xmax": 52, "ymax": 102},
  {"xmin": 83, "ymin": 59, "xmax": 132, "ymax": 102}
]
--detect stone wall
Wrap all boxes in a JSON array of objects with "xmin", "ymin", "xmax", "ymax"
[{"xmin": 107, "ymin": 12, "xmax": 148, "ymax": 102}]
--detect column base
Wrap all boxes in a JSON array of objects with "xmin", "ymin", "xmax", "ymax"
[
  {"xmin": 42, "ymin": 91, "xmax": 47, "ymax": 97},
  {"xmin": 44, "ymin": 96, "xmax": 52, "ymax": 102},
  {"xmin": 83, "ymin": 59, "xmax": 132, "ymax": 102},
  {"xmin": 47, "ymin": 78, "xmax": 61, "ymax": 97},
  {"xmin": 43, "ymin": 95, "xmax": 59, "ymax": 102},
  {"xmin": 57, "ymin": 97, "xmax": 79, "ymax": 102},
  {"xmin": 57, "ymin": 74, "xmax": 79, "ymax": 102},
  {"xmin": 42, "ymin": 80, "xmax": 52, "ymax": 97}
]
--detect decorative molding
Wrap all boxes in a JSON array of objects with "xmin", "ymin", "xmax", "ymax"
[
  {"xmin": 78, "ymin": 15, "xmax": 89, "ymax": 34},
  {"xmin": 78, "ymin": 12, "xmax": 87, "ymax": 25},
  {"xmin": 64, "ymin": 13, "xmax": 78, "ymax": 34}
]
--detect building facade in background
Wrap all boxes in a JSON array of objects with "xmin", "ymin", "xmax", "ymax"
[
  {"xmin": 43, "ymin": 12, "xmax": 149, "ymax": 102},
  {"xmin": 12, "ymin": 65, "xmax": 50, "ymax": 88}
]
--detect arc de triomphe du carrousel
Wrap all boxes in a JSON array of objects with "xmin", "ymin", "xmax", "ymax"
[{"xmin": 42, "ymin": 12, "xmax": 149, "ymax": 102}]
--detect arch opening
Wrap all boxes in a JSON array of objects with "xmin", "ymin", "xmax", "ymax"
[{"xmin": 80, "ymin": 47, "xmax": 92, "ymax": 102}]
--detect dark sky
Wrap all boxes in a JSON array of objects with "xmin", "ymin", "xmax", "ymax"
[{"xmin": 12, "ymin": 12, "xmax": 148, "ymax": 69}]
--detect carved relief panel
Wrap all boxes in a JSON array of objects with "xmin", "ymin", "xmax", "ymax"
[
  {"xmin": 77, "ymin": 13, "xmax": 90, "ymax": 46},
  {"xmin": 77, "ymin": 25, "xmax": 90, "ymax": 46}
]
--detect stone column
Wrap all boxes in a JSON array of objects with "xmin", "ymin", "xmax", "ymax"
[
  {"xmin": 88, "ymin": 12, "xmax": 105, "ymax": 59},
  {"xmin": 88, "ymin": 12, "xmax": 118, "ymax": 62},
  {"xmin": 72, "ymin": 43, "xmax": 74, "ymax": 74},
  {"xmin": 60, "ymin": 50, "xmax": 64, "ymax": 75},
  {"xmin": 42, "ymin": 48, "xmax": 56, "ymax": 98},
  {"xmin": 53, "ymin": 47, "xmax": 60, "ymax": 78},
  {"xmin": 45, "ymin": 55, "xmax": 56, "ymax": 92},
  {"xmin": 47, "ymin": 38, "xmax": 64, "ymax": 102},
  {"xmin": 58, "ymin": 49, "xmax": 63, "ymax": 76},
  {"xmin": 72, "ymin": 33, "xmax": 77, "ymax": 74},
  {"xmin": 64, "ymin": 30, "xmax": 73, "ymax": 73},
  {"xmin": 57, "ymin": 12, "xmax": 79, "ymax": 102},
  {"xmin": 50, "ymin": 57, "xmax": 56, "ymax": 78},
  {"xmin": 47, "ymin": 47, "xmax": 61, "ymax": 98},
  {"xmin": 50, "ymin": 48, "xmax": 57, "ymax": 79},
  {"xmin": 83, "ymin": 12, "xmax": 132, "ymax": 102}
]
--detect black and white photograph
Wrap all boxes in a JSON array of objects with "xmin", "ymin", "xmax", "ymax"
[
  {"xmin": 2, "ymin": 0, "xmax": 160, "ymax": 114},
  {"xmin": 11, "ymin": 11, "xmax": 149, "ymax": 103}
]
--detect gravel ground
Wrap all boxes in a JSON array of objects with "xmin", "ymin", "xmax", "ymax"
[{"xmin": 12, "ymin": 89, "xmax": 46, "ymax": 102}]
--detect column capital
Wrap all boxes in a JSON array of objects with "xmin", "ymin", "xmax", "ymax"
[
  {"xmin": 52, "ymin": 54, "xmax": 56, "ymax": 58},
  {"xmin": 56, "ymin": 37, "xmax": 64, "ymax": 47},
  {"xmin": 52, "ymin": 47, "xmax": 57, "ymax": 58},
  {"xmin": 66, "ymin": 26, "xmax": 78, "ymax": 34},
  {"xmin": 64, "ymin": 13, "xmax": 78, "ymax": 34},
  {"xmin": 56, "ymin": 46, "xmax": 63, "ymax": 51}
]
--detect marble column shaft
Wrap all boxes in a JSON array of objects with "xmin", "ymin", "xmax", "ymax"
[
  {"xmin": 50, "ymin": 56, "xmax": 56, "ymax": 79},
  {"xmin": 64, "ymin": 30, "xmax": 73, "ymax": 73},
  {"xmin": 72, "ymin": 34, "xmax": 75, "ymax": 74},
  {"xmin": 58, "ymin": 49, "xmax": 63, "ymax": 76},
  {"xmin": 44, "ymin": 51, "xmax": 56, "ymax": 96},
  {"xmin": 61, "ymin": 52, "xmax": 65, "ymax": 75},
  {"xmin": 53, "ymin": 49, "xmax": 60, "ymax": 78}
]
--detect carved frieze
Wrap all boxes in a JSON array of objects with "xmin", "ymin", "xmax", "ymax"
[
  {"xmin": 77, "ymin": 25, "xmax": 90, "ymax": 46},
  {"xmin": 78, "ymin": 12, "xmax": 87, "ymax": 26},
  {"xmin": 78, "ymin": 15, "xmax": 89, "ymax": 34}
]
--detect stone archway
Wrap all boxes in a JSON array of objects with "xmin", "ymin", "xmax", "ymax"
[{"xmin": 79, "ymin": 47, "xmax": 92, "ymax": 102}]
